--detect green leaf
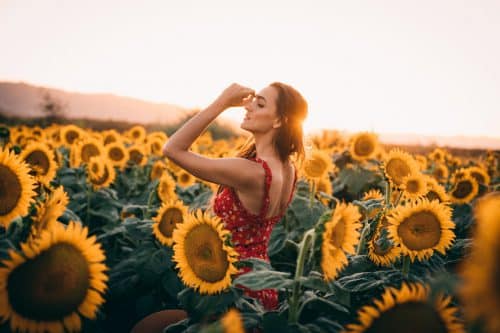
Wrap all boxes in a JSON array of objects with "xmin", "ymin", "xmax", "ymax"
[
  {"xmin": 233, "ymin": 270, "xmax": 293, "ymax": 290},
  {"xmin": 177, "ymin": 288, "xmax": 239, "ymax": 321}
]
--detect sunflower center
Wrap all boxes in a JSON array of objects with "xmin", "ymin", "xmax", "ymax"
[
  {"xmin": 330, "ymin": 218, "xmax": 345, "ymax": 248},
  {"xmin": 0, "ymin": 165, "xmax": 22, "ymax": 216},
  {"xmin": 397, "ymin": 211, "xmax": 441, "ymax": 250},
  {"xmin": 109, "ymin": 147, "xmax": 124, "ymax": 161},
  {"xmin": 152, "ymin": 142, "xmax": 162, "ymax": 153},
  {"xmin": 426, "ymin": 190, "xmax": 441, "ymax": 202},
  {"xmin": 452, "ymin": 180, "xmax": 473, "ymax": 199},
  {"xmin": 65, "ymin": 130, "xmax": 79, "ymax": 144},
  {"xmin": 25, "ymin": 150, "xmax": 50, "ymax": 175},
  {"xmin": 8, "ymin": 243, "xmax": 90, "ymax": 320},
  {"xmin": 405, "ymin": 179, "xmax": 420, "ymax": 194},
  {"xmin": 434, "ymin": 167, "xmax": 445, "ymax": 179},
  {"xmin": 81, "ymin": 144, "xmax": 100, "ymax": 163},
  {"xmin": 92, "ymin": 165, "xmax": 110, "ymax": 185},
  {"xmin": 159, "ymin": 208, "xmax": 183, "ymax": 238},
  {"xmin": 184, "ymin": 224, "xmax": 229, "ymax": 283},
  {"xmin": 354, "ymin": 137, "xmax": 375, "ymax": 157},
  {"xmin": 305, "ymin": 158, "xmax": 328, "ymax": 178},
  {"xmin": 386, "ymin": 158, "xmax": 411, "ymax": 186},
  {"xmin": 366, "ymin": 302, "xmax": 447, "ymax": 333},
  {"xmin": 180, "ymin": 174, "xmax": 190, "ymax": 183},
  {"xmin": 129, "ymin": 150, "xmax": 143, "ymax": 164},
  {"xmin": 104, "ymin": 135, "xmax": 116, "ymax": 145}
]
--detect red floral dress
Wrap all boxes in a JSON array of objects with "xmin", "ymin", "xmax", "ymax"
[{"xmin": 213, "ymin": 157, "xmax": 297, "ymax": 310}]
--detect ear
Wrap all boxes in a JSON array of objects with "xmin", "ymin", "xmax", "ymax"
[{"xmin": 272, "ymin": 117, "xmax": 284, "ymax": 129}]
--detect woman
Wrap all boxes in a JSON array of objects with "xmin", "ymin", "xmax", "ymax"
[{"xmin": 131, "ymin": 82, "xmax": 307, "ymax": 332}]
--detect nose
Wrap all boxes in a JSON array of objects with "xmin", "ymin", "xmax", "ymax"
[{"xmin": 244, "ymin": 97, "xmax": 254, "ymax": 112}]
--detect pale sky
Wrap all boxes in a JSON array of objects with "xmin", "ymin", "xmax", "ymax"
[{"xmin": 1, "ymin": 0, "xmax": 499, "ymax": 138}]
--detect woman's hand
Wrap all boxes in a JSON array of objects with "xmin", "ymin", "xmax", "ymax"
[{"xmin": 215, "ymin": 83, "xmax": 255, "ymax": 109}]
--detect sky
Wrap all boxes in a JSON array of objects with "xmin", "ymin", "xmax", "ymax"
[{"xmin": 1, "ymin": 0, "xmax": 499, "ymax": 139}]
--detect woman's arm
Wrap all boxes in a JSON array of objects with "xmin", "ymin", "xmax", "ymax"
[{"xmin": 162, "ymin": 83, "xmax": 261, "ymax": 189}]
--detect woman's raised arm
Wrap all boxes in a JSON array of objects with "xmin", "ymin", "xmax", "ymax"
[{"xmin": 162, "ymin": 83, "xmax": 261, "ymax": 189}]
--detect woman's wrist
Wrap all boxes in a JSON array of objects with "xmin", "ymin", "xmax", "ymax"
[{"xmin": 210, "ymin": 97, "xmax": 228, "ymax": 112}]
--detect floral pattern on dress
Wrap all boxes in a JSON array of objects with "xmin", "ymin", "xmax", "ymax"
[{"xmin": 213, "ymin": 157, "xmax": 297, "ymax": 310}]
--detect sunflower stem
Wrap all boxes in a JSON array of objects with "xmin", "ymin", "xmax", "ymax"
[
  {"xmin": 384, "ymin": 180, "xmax": 391, "ymax": 209},
  {"xmin": 85, "ymin": 183, "xmax": 92, "ymax": 226},
  {"xmin": 356, "ymin": 222, "xmax": 370, "ymax": 255},
  {"xmin": 144, "ymin": 182, "xmax": 158, "ymax": 219},
  {"xmin": 309, "ymin": 180, "xmax": 316, "ymax": 208},
  {"xmin": 402, "ymin": 255, "xmax": 411, "ymax": 276},
  {"xmin": 288, "ymin": 228, "xmax": 314, "ymax": 324}
]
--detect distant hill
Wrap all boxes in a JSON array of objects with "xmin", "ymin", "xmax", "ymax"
[{"xmin": 0, "ymin": 81, "xmax": 188, "ymax": 125}]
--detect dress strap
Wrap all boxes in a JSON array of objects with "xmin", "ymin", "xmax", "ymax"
[{"xmin": 253, "ymin": 157, "xmax": 272, "ymax": 218}]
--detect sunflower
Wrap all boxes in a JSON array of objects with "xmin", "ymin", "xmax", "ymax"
[
  {"xmin": 362, "ymin": 189, "xmax": 384, "ymax": 201},
  {"xmin": 220, "ymin": 308, "xmax": 245, "ymax": 333},
  {"xmin": 30, "ymin": 186, "xmax": 69, "ymax": 239},
  {"xmin": 428, "ymin": 148, "xmax": 447, "ymax": 164},
  {"xmin": 146, "ymin": 131, "xmax": 168, "ymax": 144},
  {"xmin": 0, "ymin": 221, "xmax": 108, "ymax": 333},
  {"xmin": 60, "ymin": 125, "xmax": 83, "ymax": 146},
  {"xmin": 466, "ymin": 165, "xmax": 490, "ymax": 185},
  {"xmin": 0, "ymin": 148, "xmax": 37, "ymax": 227},
  {"xmin": 89, "ymin": 158, "xmax": 116, "ymax": 190},
  {"xmin": 19, "ymin": 141, "xmax": 58, "ymax": 187},
  {"xmin": 383, "ymin": 149, "xmax": 419, "ymax": 187},
  {"xmin": 172, "ymin": 210, "xmax": 239, "ymax": 294},
  {"xmin": 386, "ymin": 199, "xmax": 455, "ymax": 262},
  {"xmin": 150, "ymin": 160, "xmax": 167, "ymax": 181},
  {"xmin": 316, "ymin": 174, "xmax": 333, "ymax": 204},
  {"xmin": 321, "ymin": 202, "xmax": 362, "ymax": 281},
  {"xmin": 344, "ymin": 283, "xmax": 465, "ymax": 333},
  {"xmin": 176, "ymin": 170, "xmax": 197, "ymax": 188},
  {"xmin": 152, "ymin": 200, "xmax": 189, "ymax": 246},
  {"xmin": 147, "ymin": 137, "xmax": 165, "ymax": 157},
  {"xmin": 125, "ymin": 125, "xmax": 147, "ymax": 143},
  {"xmin": 70, "ymin": 137, "xmax": 104, "ymax": 168},
  {"xmin": 459, "ymin": 192, "xmax": 500, "ymax": 333},
  {"xmin": 414, "ymin": 154, "xmax": 428, "ymax": 171},
  {"xmin": 349, "ymin": 132, "xmax": 379, "ymax": 162},
  {"xmin": 424, "ymin": 176, "xmax": 449, "ymax": 203},
  {"xmin": 432, "ymin": 163, "xmax": 449, "ymax": 183},
  {"xmin": 105, "ymin": 141, "xmax": 129, "ymax": 169},
  {"xmin": 302, "ymin": 149, "xmax": 333, "ymax": 181},
  {"xmin": 400, "ymin": 172, "xmax": 428, "ymax": 202},
  {"xmin": 87, "ymin": 156, "xmax": 105, "ymax": 180},
  {"xmin": 128, "ymin": 144, "xmax": 147, "ymax": 166},
  {"xmin": 367, "ymin": 221, "xmax": 401, "ymax": 267},
  {"xmin": 101, "ymin": 129, "xmax": 121, "ymax": 145},
  {"xmin": 449, "ymin": 175, "xmax": 478, "ymax": 204},
  {"xmin": 158, "ymin": 173, "xmax": 177, "ymax": 202},
  {"xmin": 166, "ymin": 159, "xmax": 183, "ymax": 174}
]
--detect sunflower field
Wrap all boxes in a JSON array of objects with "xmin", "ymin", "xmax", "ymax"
[{"xmin": 0, "ymin": 123, "xmax": 499, "ymax": 333}]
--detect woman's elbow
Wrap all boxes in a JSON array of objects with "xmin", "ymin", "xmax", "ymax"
[{"xmin": 162, "ymin": 142, "xmax": 174, "ymax": 158}]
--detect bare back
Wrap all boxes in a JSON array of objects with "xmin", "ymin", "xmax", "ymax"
[{"xmin": 235, "ymin": 158, "xmax": 296, "ymax": 219}]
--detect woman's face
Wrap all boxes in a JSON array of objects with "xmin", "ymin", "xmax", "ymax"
[{"xmin": 241, "ymin": 86, "xmax": 281, "ymax": 133}]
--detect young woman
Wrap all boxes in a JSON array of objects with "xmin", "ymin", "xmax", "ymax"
[{"xmin": 131, "ymin": 82, "xmax": 307, "ymax": 332}]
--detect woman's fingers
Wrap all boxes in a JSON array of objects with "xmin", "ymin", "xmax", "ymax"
[{"xmin": 219, "ymin": 83, "xmax": 255, "ymax": 107}]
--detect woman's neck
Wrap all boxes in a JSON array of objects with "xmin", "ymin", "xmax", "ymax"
[{"xmin": 253, "ymin": 131, "xmax": 279, "ymax": 162}]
